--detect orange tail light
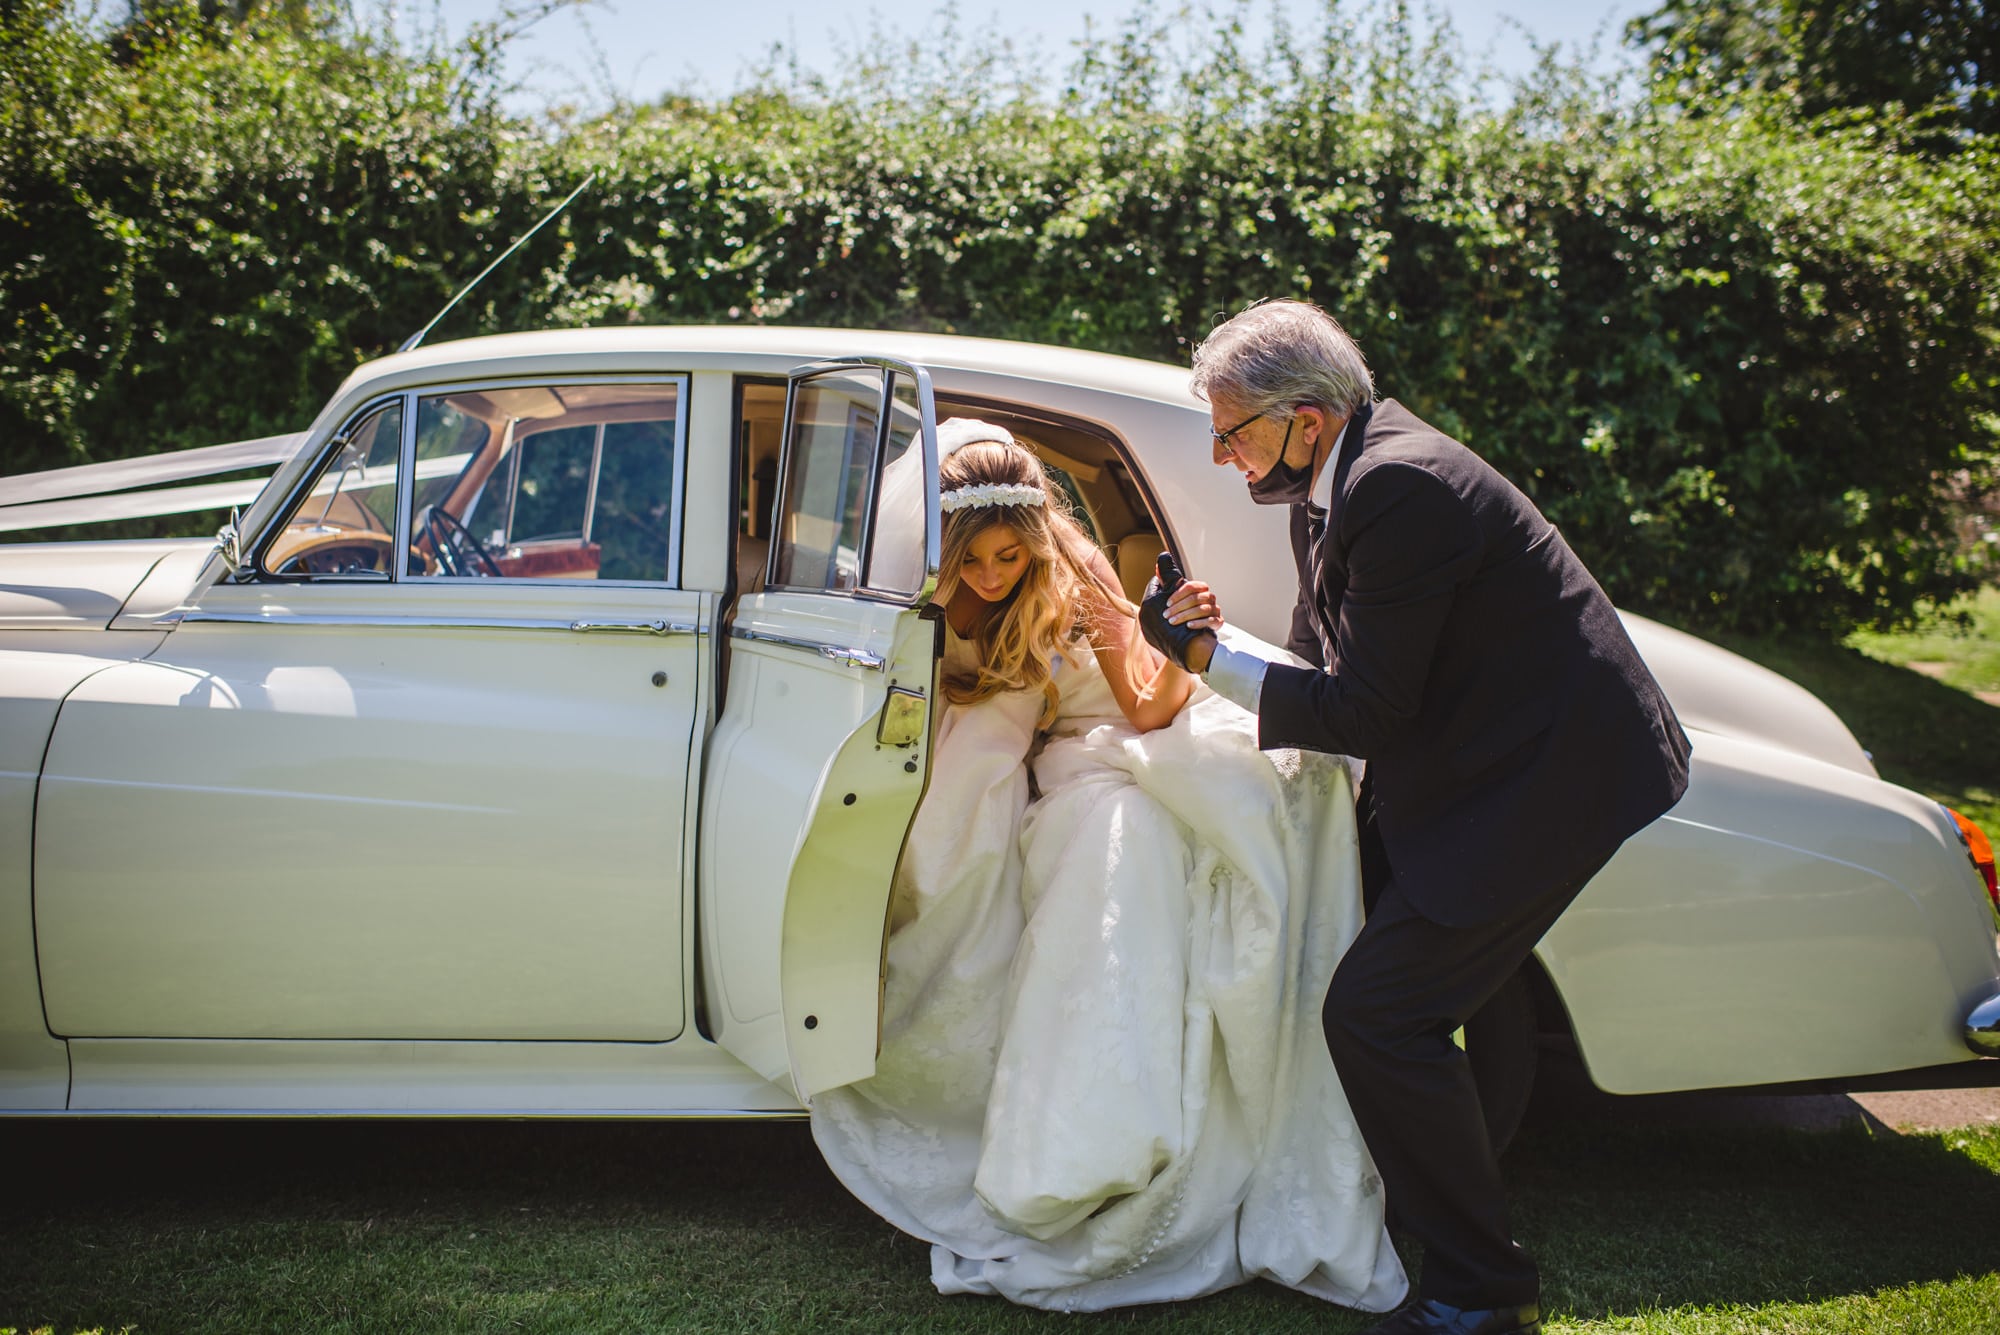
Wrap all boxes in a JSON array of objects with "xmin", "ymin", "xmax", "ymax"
[{"xmin": 1946, "ymin": 807, "xmax": 1998, "ymax": 915}]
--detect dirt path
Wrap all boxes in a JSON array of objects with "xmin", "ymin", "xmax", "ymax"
[
  {"xmin": 1901, "ymin": 659, "xmax": 2000, "ymax": 707},
  {"xmin": 1529, "ymin": 1054, "xmax": 2000, "ymax": 1135}
]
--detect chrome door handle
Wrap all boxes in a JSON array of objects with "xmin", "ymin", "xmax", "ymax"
[
  {"xmin": 728, "ymin": 625, "xmax": 884, "ymax": 670},
  {"xmin": 568, "ymin": 619, "xmax": 695, "ymax": 635}
]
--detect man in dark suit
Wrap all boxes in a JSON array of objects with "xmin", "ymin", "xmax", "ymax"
[{"xmin": 1141, "ymin": 299, "xmax": 1691, "ymax": 1335}]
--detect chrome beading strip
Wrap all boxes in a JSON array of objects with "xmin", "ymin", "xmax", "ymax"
[
  {"xmin": 728, "ymin": 625, "xmax": 884, "ymax": 671},
  {"xmin": 184, "ymin": 610, "xmax": 701, "ymax": 636}
]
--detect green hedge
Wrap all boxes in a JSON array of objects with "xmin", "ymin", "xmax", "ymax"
[{"xmin": 3, "ymin": 1, "xmax": 1995, "ymax": 635}]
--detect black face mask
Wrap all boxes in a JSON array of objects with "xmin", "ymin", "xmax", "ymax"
[{"xmin": 1245, "ymin": 419, "xmax": 1313, "ymax": 506}]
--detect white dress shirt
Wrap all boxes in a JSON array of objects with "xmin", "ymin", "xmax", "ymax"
[{"xmin": 1202, "ymin": 419, "xmax": 1350, "ymax": 716}]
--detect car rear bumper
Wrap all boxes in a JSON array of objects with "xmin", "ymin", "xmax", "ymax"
[{"xmin": 1968, "ymin": 989, "xmax": 2000, "ymax": 1057}]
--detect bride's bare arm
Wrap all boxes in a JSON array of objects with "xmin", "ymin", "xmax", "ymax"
[{"xmin": 1069, "ymin": 543, "xmax": 1194, "ymax": 732}]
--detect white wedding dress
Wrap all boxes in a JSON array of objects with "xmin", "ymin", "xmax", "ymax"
[{"xmin": 810, "ymin": 625, "xmax": 1408, "ymax": 1312}]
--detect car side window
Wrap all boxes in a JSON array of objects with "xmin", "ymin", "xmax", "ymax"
[
  {"xmin": 772, "ymin": 368, "xmax": 924, "ymax": 597},
  {"xmin": 411, "ymin": 381, "xmax": 683, "ymax": 583},
  {"xmin": 864, "ymin": 373, "xmax": 924, "ymax": 599},
  {"xmin": 772, "ymin": 369, "xmax": 879, "ymax": 592},
  {"xmin": 260, "ymin": 381, "xmax": 684, "ymax": 585},
  {"xmin": 260, "ymin": 400, "xmax": 405, "ymax": 578}
]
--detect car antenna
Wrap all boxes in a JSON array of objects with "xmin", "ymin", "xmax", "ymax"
[{"xmin": 397, "ymin": 173, "xmax": 596, "ymax": 354}]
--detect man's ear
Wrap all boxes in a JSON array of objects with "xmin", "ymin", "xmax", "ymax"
[{"xmin": 1293, "ymin": 403, "xmax": 1327, "ymax": 449}]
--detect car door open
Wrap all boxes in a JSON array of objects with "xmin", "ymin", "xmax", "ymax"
[{"xmin": 699, "ymin": 360, "xmax": 941, "ymax": 1103}]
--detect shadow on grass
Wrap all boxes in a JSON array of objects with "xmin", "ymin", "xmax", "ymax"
[
  {"xmin": 1511, "ymin": 1059, "xmax": 2000, "ymax": 1321},
  {"xmin": 4, "ymin": 1107, "xmax": 1996, "ymax": 1332}
]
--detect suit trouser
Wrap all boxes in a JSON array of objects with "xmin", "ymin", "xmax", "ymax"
[{"xmin": 1323, "ymin": 799, "xmax": 1611, "ymax": 1308}]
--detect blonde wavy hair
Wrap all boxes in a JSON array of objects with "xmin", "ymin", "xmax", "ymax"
[{"xmin": 937, "ymin": 440, "xmax": 1133, "ymax": 727}]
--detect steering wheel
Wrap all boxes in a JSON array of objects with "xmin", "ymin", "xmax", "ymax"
[
  {"xmin": 273, "ymin": 542, "xmax": 387, "ymax": 576},
  {"xmin": 416, "ymin": 504, "xmax": 503, "ymax": 577}
]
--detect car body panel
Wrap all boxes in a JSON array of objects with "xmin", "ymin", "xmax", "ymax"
[
  {"xmin": 1542, "ymin": 728, "xmax": 1996, "ymax": 1092},
  {"xmin": 1614, "ymin": 615, "xmax": 1874, "ymax": 778},
  {"xmin": 0, "ymin": 635, "xmax": 173, "ymax": 1108},
  {"xmin": 774, "ymin": 603, "xmax": 939, "ymax": 1099},
  {"xmin": 0, "ymin": 541, "xmax": 193, "ymax": 630},
  {"xmin": 700, "ymin": 597, "xmax": 928, "ymax": 1092},
  {"xmin": 700, "ymin": 597, "xmax": 941, "ymax": 1100},
  {"xmin": 36, "ymin": 580, "xmax": 704, "ymax": 1043},
  {"xmin": 63, "ymin": 1036, "xmax": 799, "ymax": 1114},
  {"xmin": 109, "ymin": 541, "xmax": 220, "ymax": 627}
]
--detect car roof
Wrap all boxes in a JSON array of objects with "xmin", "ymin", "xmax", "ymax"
[{"xmin": 343, "ymin": 325, "xmax": 1203, "ymax": 410}]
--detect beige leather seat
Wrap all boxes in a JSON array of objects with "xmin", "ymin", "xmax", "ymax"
[{"xmin": 1114, "ymin": 532, "xmax": 1166, "ymax": 605}]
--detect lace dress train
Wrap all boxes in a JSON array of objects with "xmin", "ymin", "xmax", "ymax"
[{"xmin": 810, "ymin": 630, "xmax": 1407, "ymax": 1312}]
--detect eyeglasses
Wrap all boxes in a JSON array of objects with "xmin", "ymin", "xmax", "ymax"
[{"xmin": 1209, "ymin": 410, "xmax": 1264, "ymax": 456}]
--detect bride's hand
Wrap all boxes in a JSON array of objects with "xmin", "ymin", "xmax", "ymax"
[{"xmin": 1165, "ymin": 580, "xmax": 1223, "ymax": 632}]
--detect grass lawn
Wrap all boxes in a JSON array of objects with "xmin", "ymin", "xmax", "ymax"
[
  {"xmin": 3, "ymin": 1111, "xmax": 1997, "ymax": 1335},
  {"xmin": 1848, "ymin": 588, "xmax": 2000, "ymax": 703},
  {"xmin": 5, "ymin": 620, "xmax": 1998, "ymax": 1335}
]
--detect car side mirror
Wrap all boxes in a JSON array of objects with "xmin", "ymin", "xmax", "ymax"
[{"xmin": 215, "ymin": 507, "xmax": 252, "ymax": 580}]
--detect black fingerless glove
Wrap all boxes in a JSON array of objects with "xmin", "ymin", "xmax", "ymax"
[{"xmin": 1138, "ymin": 552, "xmax": 1209, "ymax": 671}]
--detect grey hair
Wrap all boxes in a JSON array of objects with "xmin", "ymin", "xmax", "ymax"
[{"xmin": 1189, "ymin": 299, "xmax": 1374, "ymax": 420}]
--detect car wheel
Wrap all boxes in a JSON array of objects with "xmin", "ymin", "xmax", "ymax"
[{"xmin": 1464, "ymin": 968, "xmax": 1538, "ymax": 1157}]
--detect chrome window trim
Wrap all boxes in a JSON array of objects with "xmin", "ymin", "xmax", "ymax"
[
  {"xmin": 252, "ymin": 374, "xmax": 692, "ymax": 590},
  {"xmin": 667, "ymin": 376, "xmax": 691, "ymax": 586},
  {"xmin": 499, "ymin": 419, "xmax": 523, "ymax": 546},
  {"xmin": 246, "ymin": 391, "xmax": 410, "ymax": 583},
  {"xmin": 400, "ymin": 373, "xmax": 691, "ymax": 589},
  {"xmin": 727, "ymin": 625, "xmax": 885, "ymax": 671},
  {"xmin": 183, "ymin": 610, "xmax": 702, "ymax": 636},
  {"xmin": 582, "ymin": 422, "xmax": 605, "ymax": 544},
  {"xmin": 767, "ymin": 358, "xmax": 940, "ymax": 607},
  {"xmin": 394, "ymin": 384, "xmax": 419, "ymax": 576}
]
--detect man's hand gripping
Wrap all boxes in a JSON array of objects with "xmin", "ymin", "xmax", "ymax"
[{"xmin": 1139, "ymin": 552, "xmax": 1222, "ymax": 673}]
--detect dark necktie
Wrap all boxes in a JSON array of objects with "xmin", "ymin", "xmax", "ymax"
[{"xmin": 1304, "ymin": 502, "xmax": 1333, "ymax": 661}]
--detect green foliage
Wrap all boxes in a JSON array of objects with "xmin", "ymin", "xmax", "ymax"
[
  {"xmin": 0, "ymin": 0, "xmax": 510, "ymax": 464},
  {"xmin": 2, "ymin": 0, "xmax": 1996, "ymax": 637},
  {"xmin": 1633, "ymin": 0, "xmax": 2000, "ymax": 137}
]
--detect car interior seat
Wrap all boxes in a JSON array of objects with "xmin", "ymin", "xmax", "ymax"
[
  {"xmin": 736, "ymin": 534, "xmax": 770, "ymax": 595},
  {"xmin": 1114, "ymin": 532, "xmax": 1166, "ymax": 605}
]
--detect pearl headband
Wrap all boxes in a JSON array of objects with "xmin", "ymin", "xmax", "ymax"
[
  {"xmin": 940, "ymin": 481, "xmax": 1046, "ymax": 513},
  {"xmin": 934, "ymin": 417, "xmax": 1046, "ymax": 514}
]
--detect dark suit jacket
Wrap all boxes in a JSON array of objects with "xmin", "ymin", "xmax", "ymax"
[{"xmin": 1258, "ymin": 399, "xmax": 1691, "ymax": 927}]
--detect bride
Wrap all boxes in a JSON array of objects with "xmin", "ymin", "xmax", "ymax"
[{"xmin": 809, "ymin": 418, "xmax": 1408, "ymax": 1313}]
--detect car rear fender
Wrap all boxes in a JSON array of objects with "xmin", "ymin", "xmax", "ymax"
[{"xmin": 1537, "ymin": 728, "xmax": 2000, "ymax": 1095}]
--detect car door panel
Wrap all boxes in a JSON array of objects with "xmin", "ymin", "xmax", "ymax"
[
  {"xmin": 35, "ymin": 551, "xmax": 701, "ymax": 1043},
  {"xmin": 701, "ymin": 360, "xmax": 940, "ymax": 1102}
]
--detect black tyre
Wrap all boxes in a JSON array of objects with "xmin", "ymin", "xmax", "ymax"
[{"xmin": 1464, "ymin": 968, "xmax": 1538, "ymax": 1156}]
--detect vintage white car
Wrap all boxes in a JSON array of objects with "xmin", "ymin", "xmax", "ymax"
[{"xmin": 1, "ymin": 326, "xmax": 1995, "ymax": 1145}]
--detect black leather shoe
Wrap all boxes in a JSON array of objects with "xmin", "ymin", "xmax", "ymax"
[{"xmin": 1356, "ymin": 1298, "xmax": 1542, "ymax": 1335}]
